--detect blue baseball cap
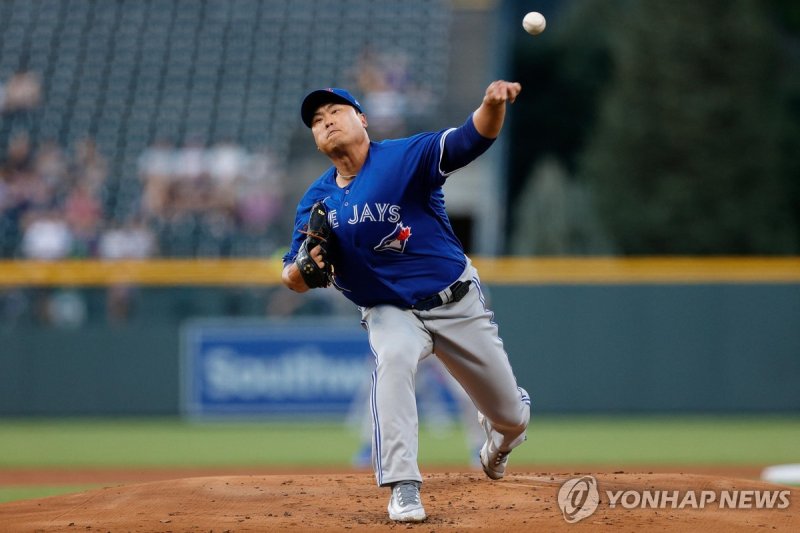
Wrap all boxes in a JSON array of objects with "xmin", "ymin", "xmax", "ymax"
[{"xmin": 301, "ymin": 88, "xmax": 364, "ymax": 128}]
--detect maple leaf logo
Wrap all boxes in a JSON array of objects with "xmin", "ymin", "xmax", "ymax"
[{"xmin": 397, "ymin": 226, "xmax": 411, "ymax": 241}]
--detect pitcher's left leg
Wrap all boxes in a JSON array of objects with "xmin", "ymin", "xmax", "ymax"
[{"xmin": 423, "ymin": 276, "xmax": 531, "ymax": 478}]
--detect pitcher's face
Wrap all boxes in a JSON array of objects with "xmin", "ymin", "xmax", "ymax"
[{"xmin": 311, "ymin": 103, "xmax": 368, "ymax": 154}]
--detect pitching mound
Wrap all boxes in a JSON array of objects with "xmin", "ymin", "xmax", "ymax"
[{"xmin": 1, "ymin": 472, "xmax": 797, "ymax": 531}]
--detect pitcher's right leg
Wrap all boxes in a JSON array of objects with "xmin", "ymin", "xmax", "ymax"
[{"xmin": 361, "ymin": 304, "xmax": 433, "ymax": 487}]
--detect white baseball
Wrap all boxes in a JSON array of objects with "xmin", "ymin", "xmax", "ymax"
[{"xmin": 522, "ymin": 12, "xmax": 546, "ymax": 35}]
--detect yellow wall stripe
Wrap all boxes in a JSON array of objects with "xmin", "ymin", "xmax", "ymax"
[
  {"xmin": 0, "ymin": 257, "xmax": 798, "ymax": 286},
  {"xmin": 472, "ymin": 257, "xmax": 800, "ymax": 284},
  {"xmin": 0, "ymin": 259, "xmax": 283, "ymax": 287}
]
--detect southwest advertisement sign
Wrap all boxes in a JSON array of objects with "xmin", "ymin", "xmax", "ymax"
[{"xmin": 181, "ymin": 319, "xmax": 372, "ymax": 418}]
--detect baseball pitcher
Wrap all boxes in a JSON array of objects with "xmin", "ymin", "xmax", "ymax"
[{"xmin": 282, "ymin": 81, "xmax": 531, "ymax": 523}]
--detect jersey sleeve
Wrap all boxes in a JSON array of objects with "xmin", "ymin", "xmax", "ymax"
[
  {"xmin": 412, "ymin": 129, "xmax": 454, "ymax": 189},
  {"xmin": 440, "ymin": 113, "xmax": 495, "ymax": 174},
  {"xmin": 415, "ymin": 113, "xmax": 495, "ymax": 188}
]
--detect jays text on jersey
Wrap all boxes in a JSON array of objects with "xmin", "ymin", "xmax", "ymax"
[{"xmin": 284, "ymin": 116, "xmax": 493, "ymax": 308}]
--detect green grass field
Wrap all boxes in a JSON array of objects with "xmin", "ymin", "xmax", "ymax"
[{"xmin": 1, "ymin": 415, "xmax": 798, "ymax": 503}]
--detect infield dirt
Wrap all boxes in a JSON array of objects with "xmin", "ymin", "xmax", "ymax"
[{"xmin": 1, "ymin": 471, "xmax": 797, "ymax": 532}]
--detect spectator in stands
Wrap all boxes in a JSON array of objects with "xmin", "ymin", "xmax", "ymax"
[
  {"xmin": 237, "ymin": 146, "xmax": 284, "ymax": 236},
  {"xmin": 63, "ymin": 181, "xmax": 102, "ymax": 257},
  {"xmin": 0, "ymin": 167, "xmax": 8, "ymax": 209},
  {"xmin": 2, "ymin": 131, "xmax": 35, "ymax": 175},
  {"xmin": 167, "ymin": 138, "xmax": 215, "ymax": 240},
  {"xmin": 0, "ymin": 67, "xmax": 42, "ymax": 141},
  {"xmin": 355, "ymin": 48, "xmax": 410, "ymax": 137},
  {"xmin": 0, "ymin": 135, "xmax": 34, "ymax": 256},
  {"xmin": 3, "ymin": 132, "xmax": 55, "ymax": 215},
  {"xmin": 98, "ymin": 216, "xmax": 157, "ymax": 260},
  {"xmin": 173, "ymin": 137, "xmax": 207, "ymax": 184},
  {"xmin": 98, "ymin": 216, "xmax": 157, "ymax": 322},
  {"xmin": 0, "ymin": 166, "xmax": 14, "ymax": 256},
  {"xmin": 20, "ymin": 209, "xmax": 72, "ymax": 260},
  {"xmin": 71, "ymin": 137, "xmax": 108, "ymax": 196},
  {"xmin": 208, "ymin": 138, "xmax": 248, "ymax": 204},
  {"xmin": 1, "ymin": 67, "xmax": 42, "ymax": 114},
  {"xmin": 138, "ymin": 139, "xmax": 176, "ymax": 219},
  {"xmin": 34, "ymin": 139, "xmax": 69, "ymax": 193}
]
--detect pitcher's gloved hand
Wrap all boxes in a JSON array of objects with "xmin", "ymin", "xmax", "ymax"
[{"xmin": 294, "ymin": 201, "xmax": 332, "ymax": 288}]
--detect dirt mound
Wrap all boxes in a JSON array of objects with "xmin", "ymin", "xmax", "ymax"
[{"xmin": 1, "ymin": 472, "xmax": 797, "ymax": 532}]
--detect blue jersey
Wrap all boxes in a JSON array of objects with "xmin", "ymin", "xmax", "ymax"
[{"xmin": 285, "ymin": 121, "xmax": 490, "ymax": 308}]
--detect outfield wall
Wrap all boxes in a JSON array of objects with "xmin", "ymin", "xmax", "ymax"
[
  {"xmin": 1, "ymin": 259, "xmax": 798, "ymax": 415},
  {"xmin": 490, "ymin": 283, "xmax": 800, "ymax": 412}
]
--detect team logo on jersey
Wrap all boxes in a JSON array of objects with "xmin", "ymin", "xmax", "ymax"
[{"xmin": 374, "ymin": 223, "xmax": 412, "ymax": 253}]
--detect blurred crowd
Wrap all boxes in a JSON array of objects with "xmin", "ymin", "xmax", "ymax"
[
  {"xmin": 0, "ymin": 51, "xmax": 431, "ymax": 325},
  {"xmin": 0, "ymin": 128, "xmax": 289, "ymax": 323},
  {"xmin": 1, "ymin": 71, "xmax": 286, "ymax": 261},
  {"xmin": 0, "ymin": 1, "xmax": 453, "ymax": 328},
  {"xmin": 136, "ymin": 138, "xmax": 286, "ymax": 257},
  {"xmin": 1, "ymin": 132, "xmax": 288, "ymax": 260},
  {"xmin": 0, "ymin": 66, "xmax": 291, "ymax": 326},
  {"xmin": 0, "ymin": 48, "xmax": 442, "ymax": 262},
  {"xmin": 0, "ymin": 132, "xmax": 112, "ymax": 259},
  {"xmin": 0, "ymin": 67, "xmax": 42, "ymax": 136}
]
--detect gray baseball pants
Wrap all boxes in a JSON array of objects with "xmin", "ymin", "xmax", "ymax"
[{"xmin": 360, "ymin": 258, "xmax": 531, "ymax": 486}]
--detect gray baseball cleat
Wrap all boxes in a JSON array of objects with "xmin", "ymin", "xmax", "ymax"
[
  {"xmin": 387, "ymin": 480, "xmax": 426, "ymax": 522},
  {"xmin": 478, "ymin": 412, "xmax": 509, "ymax": 480},
  {"xmin": 478, "ymin": 388, "xmax": 531, "ymax": 480}
]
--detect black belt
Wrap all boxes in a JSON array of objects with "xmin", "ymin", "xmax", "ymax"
[{"xmin": 412, "ymin": 280, "xmax": 472, "ymax": 311}]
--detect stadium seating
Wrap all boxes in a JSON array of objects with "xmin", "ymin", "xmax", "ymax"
[{"xmin": 0, "ymin": 0, "xmax": 451, "ymax": 257}]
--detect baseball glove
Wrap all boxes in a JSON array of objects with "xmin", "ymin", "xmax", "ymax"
[{"xmin": 294, "ymin": 201, "xmax": 333, "ymax": 288}]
